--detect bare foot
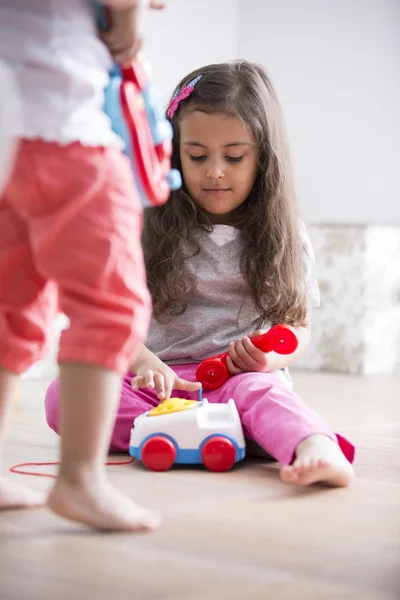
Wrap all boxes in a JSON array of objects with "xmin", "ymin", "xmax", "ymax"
[
  {"xmin": 0, "ymin": 477, "xmax": 47, "ymax": 510},
  {"xmin": 280, "ymin": 434, "xmax": 354, "ymax": 487},
  {"xmin": 47, "ymin": 475, "xmax": 161, "ymax": 532}
]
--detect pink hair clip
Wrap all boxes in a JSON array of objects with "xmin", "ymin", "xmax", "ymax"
[{"xmin": 167, "ymin": 75, "xmax": 202, "ymax": 119}]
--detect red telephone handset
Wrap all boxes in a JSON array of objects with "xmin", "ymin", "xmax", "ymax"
[
  {"xmin": 98, "ymin": 6, "xmax": 181, "ymax": 207},
  {"xmin": 196, "ymin": 324, "xmax": 298, "ymax": 391},
  {"xmin": 120, "ymin": 62, "xmax": 178, "ymax": 206}
]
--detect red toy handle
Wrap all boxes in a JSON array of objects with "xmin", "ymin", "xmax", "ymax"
[
  {"xmin": 99, "ymin": 7, "xmax": 173, "ymax": 207},
  {"xmin": 196, "ymin": 324, "xmax": 298, "ymax": 391},
  {"xmin": 120, "ymin": 63, "xmax": 171, "ymax": 206}
]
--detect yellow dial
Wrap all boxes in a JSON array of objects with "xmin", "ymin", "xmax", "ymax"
[{"xmin": 148, "ymin": 397, "xmax": 198, "ymax": 417}]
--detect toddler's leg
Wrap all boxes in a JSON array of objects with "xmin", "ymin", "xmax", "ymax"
[
  {"xmin": 214, "ymin": 372, "xmax": 354, "ymax": 487},
  {"xmin": 47, "ymin": 364, "xmax": 160, "ymax": 531},
  {"xmin": 0, "ymin": 368, "xmax": 46, "ymax": 509},
  {"xmin": 31, "ymin": 143, "xmax": 158, "ymax": 531},
  {"xmin": 0, "ymin": 194, "xmax": 55, "ymax": 509}
]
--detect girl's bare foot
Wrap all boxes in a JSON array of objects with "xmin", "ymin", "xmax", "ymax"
[
  {"xmin": 47, "ymin": 474, "xmax": 161, "ymax": 532},
  {"xmin": 280, "ymin": 434, "xmax": 354, "ymax": 487},
  {"xmin": 0, "ymin": 478, "xmax": 46, "ymax": 510}
]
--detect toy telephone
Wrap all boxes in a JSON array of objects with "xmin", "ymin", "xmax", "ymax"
[
  {"xmin": 97, "ymin": 5, "xmax": 181, "ymax": 207},
  {"xmin": 196, "ymin": 324, "xmax": 298, "ymax": 391}
]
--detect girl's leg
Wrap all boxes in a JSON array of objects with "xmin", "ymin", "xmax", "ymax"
[
  {"xmin": 109, "ymin": 373, "xmax": 161, "ymax": 451},
  {"xmin": 210, "ymin": 371, "xmax": 355, "ymax": 487},
  {"xmin": 102, "ymin": 364, "xmax": 354, "ymax": 487},
  {"xmin": 279, "ymin": 433, "xmax": 354, "ymax": 487},
  {"xmin": 45, "ymin": 373, "xmax": 161, "ymax": 453}
]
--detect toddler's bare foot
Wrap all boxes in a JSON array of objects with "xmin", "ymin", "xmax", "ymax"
[
  {"xmin": 0, "ymin": 477, "xmax": 47, "ymax": 510},
  {"xmin": 47, "ymin": 474, "xmax": 161, "ymax": 532},
  {"xmin": 280, "ymin": 434, "xmax": 354, "ymax": 487}
]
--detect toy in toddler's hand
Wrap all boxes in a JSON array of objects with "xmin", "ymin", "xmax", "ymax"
[
  {"xmin": 196, "ymin": 324, "xmax": 299, "ymax": 391},
  {"xmin": 97, "ymin": 5, "xmax": 181, "ymax": 207},
  {"xmin": 129, "ymin": 397, "xmax": 246, "ymax": 472}
]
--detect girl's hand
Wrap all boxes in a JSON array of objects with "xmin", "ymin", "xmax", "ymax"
[
  {"xmin": 131, "ymin": 362, "xmax": 201, "ymax": 402},
  {"xmin": 226, "ymin": 330, "xmax": 284, "ymax": 375}
]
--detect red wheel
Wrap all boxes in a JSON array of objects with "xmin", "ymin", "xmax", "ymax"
[
  {"xmin": 141, "ymin": 436, "xmax": 176, "ymax": 472},
  {"xmin": 201, "ymin": 436, "xmax": 236, "ymax": 472}
]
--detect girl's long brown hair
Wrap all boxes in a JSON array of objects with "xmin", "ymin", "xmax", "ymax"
[{"xmin": 142, "ymin": 60, "xmax": 307, "ymax": 328}]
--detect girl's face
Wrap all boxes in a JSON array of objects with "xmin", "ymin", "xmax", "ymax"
[{"xmin": 179, "ymin": 111, "xmax": 258, "ymax": 224}]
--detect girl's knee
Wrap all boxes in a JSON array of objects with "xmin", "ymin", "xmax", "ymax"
[{"xmin": 44, "ymin": 378, "xmax": 61, "ymax": 434}]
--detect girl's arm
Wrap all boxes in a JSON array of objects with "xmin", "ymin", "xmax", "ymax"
[{"xmin": 226, "ymin": 311, "xmax": 312, "ymax": 375}]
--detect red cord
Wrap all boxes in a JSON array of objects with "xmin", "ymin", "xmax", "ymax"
[{"xmin": 9, "ymin": 458, "xmax": 134, "ymax": 479}]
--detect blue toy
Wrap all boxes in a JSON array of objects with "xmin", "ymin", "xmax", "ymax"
[{"xmin": 97, "ymin": 4, "xmax": 181, "ymax": 207}]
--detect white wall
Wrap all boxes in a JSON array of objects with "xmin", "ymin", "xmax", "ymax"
[
  {"xmin": 142, "ymin": 0, "xmax": 400, "ymax": 224},
  {"xmin": 141, "ymin": 0, "xmax": 239, "ymax": 104},
  {"xmin": 238, "ymin": 0, "xmax": 400, "ymax": 225}
]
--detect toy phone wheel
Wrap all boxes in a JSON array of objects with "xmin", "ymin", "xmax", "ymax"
[
  {"xmin": 141, "ymin": 435, "xmax": 176, "ymax": 472},
  {"xmin": 201, "ymin": 436, "xmax": 236, "ymax": 472}
]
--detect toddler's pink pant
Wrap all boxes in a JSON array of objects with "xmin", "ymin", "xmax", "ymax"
[
  {"xmin": 0, "ymin": 140, "xmax": 151, "ymax": 375},
  {"xmin": 45, "ymin": 364, "xmax": 355, "ymax": 465}
]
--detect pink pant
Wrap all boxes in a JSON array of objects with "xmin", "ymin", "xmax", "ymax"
[
  {"xmin": 45, "ymin": 363, "xmax": 355, "ymax": 465},
  {"xmin": 0, "ymin": 140, "xmax": 151, "ymax": 375}
]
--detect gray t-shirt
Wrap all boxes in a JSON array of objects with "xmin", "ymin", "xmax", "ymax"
[{"xmin": 146, "ymin": 223, "xmax": 319, "ymax": 366}]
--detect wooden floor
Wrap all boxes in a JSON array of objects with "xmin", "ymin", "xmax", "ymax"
[{"xmin": 1, "ymin": 372, "xmax": 399, "ymax": 600}]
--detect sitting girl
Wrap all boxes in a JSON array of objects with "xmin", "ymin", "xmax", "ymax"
[{"xmin": 46, "ymin": 60, "xmax": 355, "ymax": 487}]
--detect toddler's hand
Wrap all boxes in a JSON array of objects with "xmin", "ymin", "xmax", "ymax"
[
  {"xmin": 101, "ymin": 6, "xmax": 141, "ymax": 66},
  {"xmin": 131, "ymin": 363, "xmax": 201, "ymax": 402},
  {"xmin": 101, "ymin": 2, "xmax": 166, "ymax": 67},
  {"xmin": 226, "ymin": 330, "xmax": 284, "ymax": 375}
]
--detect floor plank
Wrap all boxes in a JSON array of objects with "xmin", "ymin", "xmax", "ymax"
[{"xmin": 1, "ymin": 372, "xmax": 399, "ymax": 600}]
